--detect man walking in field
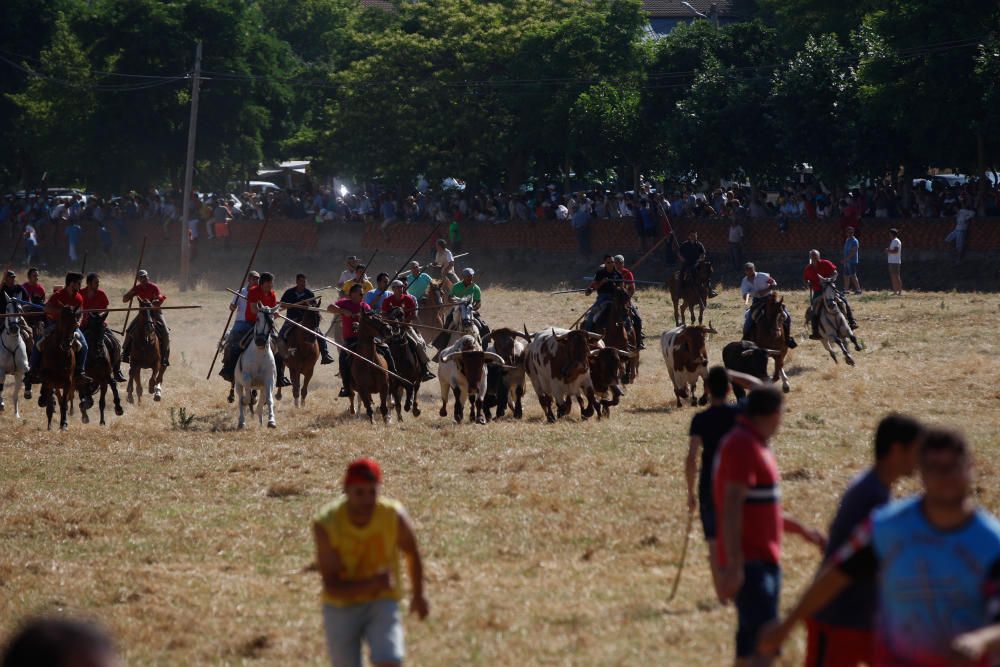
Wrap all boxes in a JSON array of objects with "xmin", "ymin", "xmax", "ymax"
[
  {"xmin": 715, "ymin": 386, "xmax": 825, "ymax": 667},
  {"xmin": 313, "ymin": 459, "xmax": 429, "ymax": 667}
]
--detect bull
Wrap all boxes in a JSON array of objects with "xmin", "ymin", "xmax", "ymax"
[
  {"xmin": 721, "ymin": 340, "xmax": 781, "ymax": 400},
  {"xmin": 437, "ymin": 335, "xmax": 508, "ymax": 424},
  {"xmin": 482, "ymin": 327, "xmax": 531, "ymax": 421},
  {"xmin": 660, "ymin": 323, "xmax": 718, "ymax": 408},
  {"xmin": 526, "ymin": 327, "xmax": 602, "ymax": 423}
]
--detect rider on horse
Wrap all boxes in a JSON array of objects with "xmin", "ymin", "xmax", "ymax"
[
  {"xmin": 220, "ymin": 271, "xmax": 278, "ymax": 383},
  {"xmin": 449, "ymin": 268, "xmax": 489, "ymax": 338},
  {"xmin": 122, "ymin": 270, "xmax": 169, "ymax": 368},
  {"xmin": 404, "ymin": 261, "xmax": 434, "ymax": 299},
  {"xmin": 612, "ymin": 254, "xmax": 645, "ymax": 349},
  {"xmin": 678, "ymin": 231, "xmax": 718, "ymax": 299},
  {"xmin": 341, "ymin": 264, "xmax": 373, "ymax": 297},
  {"xmin": 327, "ymin": 283, "xmax": 379, "ymax": 398},
  {"xmin": 278, "ymin": 272, "xmax": 336, "ymax": 367},
  {"xmin": 740, "ymin": 262, "xmax": 798, "ymax": 348},
  {"xmin": 81, "ymin": 273, "xmax": 127, "ymax": 383},
  {"xmin": 1, "ymin": 270, "xmax": 32, "ymax": 346},
  {"xmin": 364, "ymin": 273, "xmax": 392, "ymax": 311},
  {"xmin": 584, "ymin": 255, "xmax": 623, "ymax": 331},
  {"xmin": 25, "ymin": 272, "xmax": 93, "ymax": 388},
  {"xmin": 382, "ymin": 279, "xmax": 435, "ymax": 381},
  {"xmin": 803, "ymin": 249, "xmax": 859, "ymax": 340}
]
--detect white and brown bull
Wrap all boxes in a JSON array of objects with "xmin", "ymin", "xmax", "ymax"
[
  {"xmin": 437, "ymin": 334, "xmax": 508, "ymax": 424},
  {"xmin": 660, "ymin": 323, "xmax": 717, "ymax": 407},
  {"xmin": 526, "ymin": 327, "xmax": 602, "ymax": 423},
  {"xmin": 482, "ymin": 327, "xmax": 531, "ymax": 420}
]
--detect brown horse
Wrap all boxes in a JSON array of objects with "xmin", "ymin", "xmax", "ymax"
[
  {"xmin": 81, "ymin": 315, "xmax": 124, "ymax": 425},
  {"xmin": 413, "ymin": 279, "xmax": 446, "ymax": 342},
  {"xmin": 347, "ymin": 310, "xmax": 392, "ymax": 423},
  {"xmin": 127, "ymin": 299, "xmax": 165, "ymax": 404},
  {"xmin": 278, "ymin": 302, "xmax": 320, "ymax": 407},
  {"xmin": 668, "ymin": 259, "xmax": 713, "ymax": 325},
  {"xmin": 587, "ymin": 286, "xmax": 639, "ymax": 384},
  {"xmin": 746, "ymin": 292, "xmax": 791, "ymax": 392},
  {"xmin": 39, "ymin": 307, "xmax": 77, "ymax": 431}
]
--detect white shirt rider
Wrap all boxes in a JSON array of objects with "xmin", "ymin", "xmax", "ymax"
[{"xmin": 741, "ymin": 270, "xmax": 777, "ymax": 301}]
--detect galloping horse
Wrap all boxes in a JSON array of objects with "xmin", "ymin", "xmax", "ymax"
[
  {"xmin": 586, "ymin": 286, "xmax": 639, "ymax": 384},
  {"xmin": 668, "ymin": 259, "xmax": 713, "ymax": 326},
  {"xmin": 413, "ymin": 279, "xmax": 447, "ymax": 342},
  {"xmin": 811, "ymin": 276, "xmax": 862, "ymax": 366},
  {"xmin": 0, "ymin": 301, "xmax": 29, "ymax": 418},
  {"xmin": 81, "ymin": 314, "xmax": 124, "ymax": 425},
  {"xmin": 126, "ymin": 299, "xmax": 165, "ymax": 404},
  {"xmin": 235, "ymin": 305, "xmax": 279, "ymax": 429},
  {"xmin": 39, "ymin": 307, "xmax": 78, "ymax": 431},
  {"xmin": 278, "ymin": 302, "xmax": 320, "ymax": 407},
  {"xmin": 746, "ymin": 292, "xmax": 791, "ymax": 392},
  {"xmin": 386, "ymin": 319, "xmax": 423, "ymax": 420},
  {"xmin": 348, "ymin": 310, "xmax": 392, "ymax": 423}
]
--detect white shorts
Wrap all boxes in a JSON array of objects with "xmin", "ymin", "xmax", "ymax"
[{"xmin": 323, "ymin": 599, "xmax": 404, "ymax": 667}]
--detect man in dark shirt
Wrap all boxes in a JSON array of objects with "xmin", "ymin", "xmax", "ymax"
[
  {"xmin": 583, "ymin": 255, "xmax": 623, "ymax": 331},
  {"xmin": 275, "ymin": 273, "xmax": 334, "ymax": 387},
  {"xmin": 686, "ymin": 366, "xmax": 761, "ymax": 601},
  {"xmin": 677, "ymin": 231, "xmax": 717, "ymax": 298},
  {"xmin": 805, "ymin": 414, "xmax": 923, "ymax": 667}
]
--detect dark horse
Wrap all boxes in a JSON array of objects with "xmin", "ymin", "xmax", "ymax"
[
  {"xmin": 127, "ymin": 299, "xmax": 165, "ymax": 404},
  {"xmin": 587, "ymin": 286, "xmax": 639, "ymax": 385},
  {"xmin": 348, "ymin": 310, "xmax": 392, "ymax": 423},
  {"xmin": 668, "ymin": 259, "xmax": 713, "ymax": 325},
  {"xmin": 386, "ymin": 319, "xmax": 423, "ymax": 421},
  {"xmin": 746, "ymin": 292, "xmax": 791, "ymax": 393},
  {"xmin": 81, "ymin": 315, "xmax": 124, "ymax": 425},
  {"xmin": 39, "ymin": 307, "xmax": 77, "ymax": 431},
  {"xmin": 278, "ymin": 302, "xmax": 320, "ymax": 407}
]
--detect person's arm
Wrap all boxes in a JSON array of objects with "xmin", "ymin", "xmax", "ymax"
[
  {"xmin": 727, "ymin": 369, "xmax": 763, "ymax": 391},
  {"xmin": 951, "ymin": 558, "xmax": 1000, "ymax": 662},
  {"xmin": 313, "ymin": 523, "xmax": 392, "ymax": 599},
  {"xmin": 396, "ymin": 509, "xmax": 429, "ymax": 619},
  {"xmin": 718, "ymin": 480, "xmax": 748, "ymax": 601},
  {"xmin": 783, "ymin": 515, "xmax": 826, "ymax": 551},
  {"xmin": 685, "ymin": 436, "xmax": 701, "ymax": 513},
  {"xmin": 122, "ymin": 287, "xmax": 135, "ymax": 303}
]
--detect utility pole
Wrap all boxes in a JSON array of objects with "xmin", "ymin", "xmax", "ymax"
[{"xmin": 179, "ymin": 41, "xmax": 202, "ymax": 291}]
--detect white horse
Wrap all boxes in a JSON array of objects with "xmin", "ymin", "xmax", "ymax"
[
  {"xmin": 813, "ymin": 277, "xmax": 863, "ymax": 366},
  {"xmin": 235, "ymin": 305, "xmax": 278, "ymax": 429},
  {"xmin": 0, "ymin": 301, "xmax": 29, "ymax": 418}
]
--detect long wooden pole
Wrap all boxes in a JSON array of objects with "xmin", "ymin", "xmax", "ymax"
[
  {"xmin": 390, "ymin": 222, "xmax": 442, "ymax": 280},
  {"xmin": 205, "ymin": 220, "xmax": 269, "ymax": 379},
  {"xmin": 630, "ymin": 233, "xmax": 671, "ymax": 273},
  {"xmin": 667, "ymin": 510, "xmax": 694, "ymax": 602},
  {"xmin": 118, "ymin": 235, "xmax": 148, "ymax": 335}
]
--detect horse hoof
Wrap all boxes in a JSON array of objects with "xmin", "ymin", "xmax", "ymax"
[
  {"xmin": 477, "ymin": 417, "xmax": 486, "ymax": 425},
  {"xmin": 782, "ymin": 384, "xmax": 791, "ymax": 393},
  {"xmin": 81, "ymin": 413, "xmax": 89, "ymax": 424},
  {"xmin": 0, "ymin": 403, "xmax": 4, "ymax": 412},
  {"xmin": 412, "ymin": 407, "xmax": 420, "ymax": 417},
  {"xmin": 267, "ymin": 421, "xmax": 276, "ymax": 429},
  {"xmin": 153, "ymin": 394, "xmax": 161, "ymax": 402},
  {"xmin": 127, "ymin": 394, "xmax": 134, "ymax": 405},
  {"xmin": 846, "ymin": 357, "xmax": 856, "ymax": 367},
  {"xmin": 24, "ymin": 391, "xmax": 31, "ymax": 400},
  {"xmin": 439, "ymin": 408, "xmax": 447, "ymax": 417},
  {"xmin": 275, "ymin": 393, "xmax": 282, "ymax": 401},
  {"xmin": 60, "ymin": 425, "xmax": 68, "ymax": 432},
  {"xmin": 238, "ymin": 423, "xmax": 245, "ymax": 430},
  {"xmin": 227, "ymin": 395, "xmax": 234, "ymax": 404},
  {"xmin": 115, "ymin": 405, "xmax": 124, "ymax": 416}
]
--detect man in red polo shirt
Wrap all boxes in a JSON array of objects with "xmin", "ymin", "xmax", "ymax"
[
  {"xmin": 327, "ymin": 283, "xmax": 373, "ymax": 397},
  {"xmin": 220, "ymin": 271, "xmax": 278, "ymax": 382},
  {"xmin": 81, "ymin": 273, "xmax": 126, "ymax": 383},
  {"xmin": 803, "ymin": 249, "xmax": 857, "ymax": 339},
  {"xmin": 122, "ymin": 269, "xmax": 170, "ymax": 367},
  {"xmin": 715, "ymin": 386, "xmax": 825, "ymax": 666},
  {"xmin": 27, "ymin": 272, "xmax": 92, "ymax": 389},
  {"xmin": 381, "ymin": 279, "xmax": 434, "ymax": 381}
]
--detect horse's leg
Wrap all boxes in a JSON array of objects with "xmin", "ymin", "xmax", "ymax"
[
  {"xmin": 539, "ymin": 394, "xmax": 556, "ymax": 423},
  {"xmin": 0, "ymin": 371, "xmax": 5, "ymax": 413},
  {"xmin": 777, "ymin": 355, "xmax": 791, "ymax": 393},
  {"xmin": 110, "ymin": 378, "xmax": 124, "ymax": 416},
  {"xmin": 227, "ymin": 381, "xmax": 235, "ymax": 404},
  {"xmin": 379, "ymin": 386, "xmax": 389, "ymax": 424},
  {"xmin": 79, "ymin": 393, "xmax": 89, "ymax": 424},
  {"xmin": 697, "ymin": 301, "xmax": 704, "ymax": 325},
  {"xmin": 98, "ymin": 384, "xmax": 107, "ymax": 425},
  {"xmin": 46, "ymin": 386, "xmax": 55, "ymax": 430},
  {"xmin": 127, "ymin": 368, "xmax": 136, "ymax": 404},
  {"xmin": 59, "ymin": 388, "xmax": 69, "ymax": 431},
  {"xmin": 12, "ymin": 372, "xmax": 22, "ymax": 419},
  {"xmin": 363, "ymin": 391, "xmax": 375, "ymax": 424},
  {"xmin": 453, "ymin": 386, "xmax": 463, "ymax": 423},
  {"xmin": 265, "ymin": 381, "xmax": 276, "ymax": 429},
  {"xmin": 672, "ymin": 292, "xmax": 681, "ymax": 326},
  {"xmin": 411, "ymin": 381, "xmax": 421, "ymax": 417},
  {"xmin": 152, "ymin": 364, "xmax": 163, "ymax": 402},
  {"xmin": 392, "ymin": 384, "xmax": 403, "ymax": 421},
  {"xmin": 237, "ymin": 383, "xmax": 247, "ymax": 429}
]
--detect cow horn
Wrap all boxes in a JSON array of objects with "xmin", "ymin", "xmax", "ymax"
[
  {"xmin": 554, "ymin": 328, "xmax": 568, "ymax": 341},
  {"xmin": 589, "ymin": 349, "xmax": 601, "ymax": 358},
  {"xmin": 440, "ymin": 351, "xmax": 457, "ymax": 364},
  {"xmin": 765, "ymin": 348, "xmax": 781, "ymax": 357},
  {"xmin": 741, "ymin": 349, "xmax": 756, "ymax": 358},
  {"xmin": 585, "ymin": 331, "xmax": 603, "ymax": 341},
  {"xmin": 483, "ymin": 351, "xmax": 507, "ymax": 365},
  {"xmin": 707, "ymin": 320, "xmax": 718, "ymax": 334},
  {"xmin": 516, "ymin": 325, "xmax": 532, "ymax": 341}
]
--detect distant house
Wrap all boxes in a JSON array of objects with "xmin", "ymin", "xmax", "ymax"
[{"xmin": 643, "ymin": 1, "xmax": 742, "ymax": 36}]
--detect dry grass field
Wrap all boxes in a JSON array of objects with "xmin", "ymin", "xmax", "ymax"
[{"xmin": 2, "ymin": 271, "xmax": 1000, "ymax": 666}]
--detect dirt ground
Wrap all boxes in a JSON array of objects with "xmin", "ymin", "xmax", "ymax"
[{"xmin": 2, "ymin": 270, "xmax": 999, "ymax": 666}]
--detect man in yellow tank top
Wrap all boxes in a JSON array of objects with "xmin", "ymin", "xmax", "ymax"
[{"xmin": 313, "ymin": 459, "xmax": 429, "ymax": 667}]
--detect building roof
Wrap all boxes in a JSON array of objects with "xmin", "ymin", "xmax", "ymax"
[{"xmin": 642, "ymin": 0, "xmax": 732, "ymax": 18}]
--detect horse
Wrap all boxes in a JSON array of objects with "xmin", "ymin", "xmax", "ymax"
[
  {"xmin": 347, "ymin": 310, "xmax": 392, "ymax": 423},
  {"xmin": 667, "ymin": 259, "xmax": 713, "ymax": 325},
  {"xmin": 413, "ymin": 279, "xmax": 447, "ymax": 342},
  {"xmin": 432, "ymin": 297, "xmax": 480, "ymax": 356},
  {"xmin": 385, "ymin": 317, "xmax": 423, "ymax": 421},
  {"xmin": 235, "ymin": 305, "xmax": 279, "ymax": 429},
  {"xmin": 746, "ymin": 291, "xmax": 791, "ymax": 392},
  {"xmin": 585, "ymin": 286, "xmax": 639, "ymax": 385},
  {"xmin": 0, "ymin": 301, "xmax": 29, "ymax": 418},
  {"xmin": 278, "ymin": 302, "xmax": 320, "ymax": 407},
  {"xmin": 21, "ymin": 311, "xmax": 43, "ymax": 401},
  {"xmin": 126, "ymin": 299, "xmax": 165, "ymax": 404},
  {"xmin": 811, "ymin": 276, "xmax": 863, "ymax": 366},
  {"xmin": 39, "ymin": 307, "xmax": 78, "ymax": 431},
  {"xmin": 80, "ymin": 314, "xmax": 124, "ymax": 425}
]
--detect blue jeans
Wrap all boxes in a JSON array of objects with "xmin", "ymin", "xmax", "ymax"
[
  {"xmin": 31, "ymin": 326, "xmax": 87, "ymax": 376},
  {"xmin": 735, "ymin": 561, "xmax": 781, "ymax": 658},
  {"xmin": 323, "ymin": 599, "xmax": 403, "ymax": 667}
]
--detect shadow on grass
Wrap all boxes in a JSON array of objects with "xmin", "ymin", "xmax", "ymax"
[
  {"xmin": 625, "ymin": 405, "xmax": 679, "ymax": 415},
  {"xmin": 785, "ymin": 364, "xmax": 815, "ymax": 377}
]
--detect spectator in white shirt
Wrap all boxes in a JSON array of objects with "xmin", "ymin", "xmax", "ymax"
[
  {"xmin": 885, "ymin": 228, "xmax": 902, "ymax": 295},
  {"xmin": 947, "ymin": 197, "xmax": 974, "ymax": 261},
  {"xmin": 740, "ymin": 262, "xmax": 797, "ymax": 347}
]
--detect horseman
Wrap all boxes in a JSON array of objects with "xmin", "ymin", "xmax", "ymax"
[
  {"xmin": 341, "ymin": 263, "xmax": 373, "ymax": 297},
  {"xmin": 278, "ymin": 272, "xmax": 335, "ymax": 371},
  {"xmin": 21, "ymin": 267, "xmax": 46, "ymax": 307},
  {"xmin": 584, "ymin": 255, "xmax": 623, "ymax": 331},
  {"xmin": 740, "ymin": 262, "xmax": 797, "ymax": 348},
  {"xmin": 337, "ymin": 255, "xmax": 359, "ymax": 291},
  {"xmin": 404, "ymin": 261, "xmax": 434, "ymax": 300},
  {"xmin": 26, "ymin": 272, "xmax": 93, "ymax": 390},
  {"xmin": 431, "ymin": 238, "xmax": 460, "ymax": 285},
  {"xmin": 81, "ymin": 273, "xmax": 127, "ymax": 383},
  {"xmin": 122, "ymin": 270, "xmax": 169, "ymax": 369},
  {"xmin": 803, "ymin": 249, "xmax": 858, "ymax": 340},
  {"xmin": 382, "ymin": 279, "xmax": 435, "ymax": 381},
  {"xmin": 678, "ymin": 231, "xmax": 718, "ymax": 298},
  {"xmin": 364, "ymin": 273, "xmax": 392, "ymax": 311},
  {"xmin": 220, "ymin": 271, "xmax": 277, "ymax": 383},
  {"xmin": 613, "ymin": 254, "xmax": 645, "ymax": 349},
  {"xmin": 327, "ymin": 283, "xmax": 374, "ymax": 398},
  {"xmin": 1, "ymin": 270, "xmax": 32, "ymax": 346},
  {"xmin": 449, "ymin": 268, "xmax": 489, "ymax": 338}
]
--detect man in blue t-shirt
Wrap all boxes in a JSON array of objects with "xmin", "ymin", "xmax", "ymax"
[
  {"xmin": 685, "ymin": 365, "xmax": 761, "ymax": 601},
  {"xmin": 842, "ymin": 226, "xmax": 862, "ymax": 295},
  {"xmin": 404, "ymin": 261, "xmax": 433, "ymax": 300},
  {"xmin": 759, "ymin": 428, "xmax": 1000, "ymax": 666},
  {"xmin": 804, "ymin": 414, "xmax": 923, "ymax": 667}
]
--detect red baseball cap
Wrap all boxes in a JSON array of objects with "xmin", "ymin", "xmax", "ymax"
[{"xmin": 344, "ymin": 458, "xmax": 382, "ymax": 486}]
